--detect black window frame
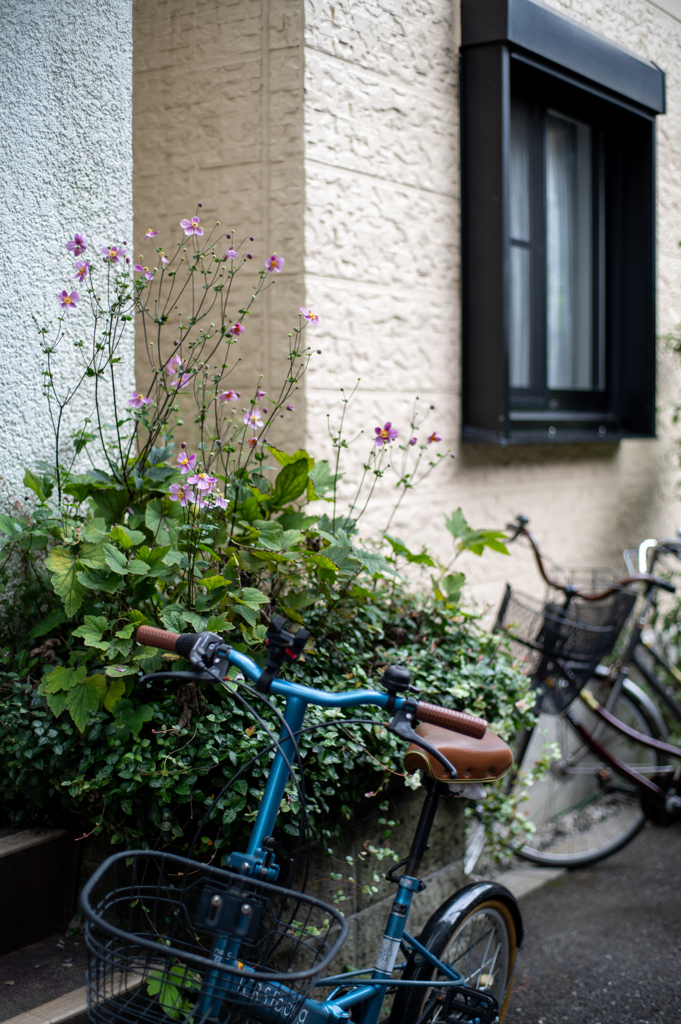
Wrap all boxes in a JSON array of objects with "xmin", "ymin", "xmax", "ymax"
[{"xmin": 460, "ymin": 0, "xmax": 666, "ymax": 445}]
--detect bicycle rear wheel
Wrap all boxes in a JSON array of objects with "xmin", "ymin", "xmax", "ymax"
[
  {"xmin": 514, "ymin": 682, "xmax": 666, "ymax": 867},
  {"xmin": 391, "ymin": 883, "xmax": 522, "ymax": 1024}
]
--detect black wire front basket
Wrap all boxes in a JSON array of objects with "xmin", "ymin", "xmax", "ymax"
[
  {"xmin": 81, "ymin": 850, "xmax": 348, "ymax": 1024},
  {"xmin": 494, "ymin": 580, "xmax": 636, "ymax": 713}
]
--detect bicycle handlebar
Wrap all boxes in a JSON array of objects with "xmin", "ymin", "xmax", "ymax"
[
  {"xmin": 135, "ymin": 626, "xmax": 488, "ymax": 739},
  {"xmin": 505, "ymin": 516, "xmax": 676, "ymax": 599}
]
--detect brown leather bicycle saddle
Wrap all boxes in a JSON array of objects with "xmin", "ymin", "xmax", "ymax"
[{"xmin": 403, "ymin": 722, "xmax": 513, "ymax": 782}]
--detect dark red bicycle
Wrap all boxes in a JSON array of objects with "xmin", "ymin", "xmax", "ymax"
[{"xmin": 493, "ymin": 516, "xmax": 681, "ymax": 868}]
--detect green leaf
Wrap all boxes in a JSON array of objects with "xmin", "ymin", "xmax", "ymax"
[
  {"xmin": 252, "ymin": 520, "xmax": 283, "ymax": 551},
  {"xmin": 90, "ymin": 488, "xmax": 130, "ymax": 526},
  {"xmin": 383, "ymin": 533, "xmax": 436, "ymax": 567},
  {"xmin": 24, "ymin": 468, "xmax": 46, "ymax": 502},
  {"xmin": 352, "ymin": 548, "xmax": 393, "ymax": 577},
  {"xmin": 73, "ymin": 615, "xmax": 110, "ymax": 650},
  {"xmin": 145, "ymin": 499, "xmax": 179, "ymax": 544},
  {"xmin": 46, "ymin": 691, "xmax": 68, "ymax": 717},
  {"xmin": 45, "ymin": 547, "xmax": 84, "ymax": 616},
  {"xmin": 66, "ymin": 681, "xmax": 102, "ymax": 731},
  {"xmin": 444, "ymin": 508, "xmax": 469, "ymax": 539},
  {"xmin": 104, "ymin": 680, "xmax": 127, "ymax": 713},
  {"xmin": 82, "ymin": 518, "xmax": 108, "ymax": 542},
  {"xmin": 233, "ymin": 604, "xmax": 258, "ymax": 627},
  {"xmin": 103, "ymin": 544, "xmax": 129, "ymax": 575},
  {"xmin": 206, "ymin": 613, "xmax": 235, "ymax": 632},
  {"xmin": 76, "ymin": 568, "xmax": 123, "ymax": 594},
  {"xmin": 111, "ymin": 699, "xmax": 154, "ymax": 741},
  {"xmin": 43, "ymin": 665, "xmax": 88, "ymax": 693},
  {"xmin": 0, "ymin": 513, "xmax": 20, "ymax": 536},
  {"xmin": 115, "ymin": 623, "xmax": 136, "ymax": 639},
  {"xmin": 105, "ymin": 663, "xmax": 138, "ymax": 677},
  {"xmin": 127, "ymin": 559, "xmax": 151, "ymax": 576},
  {"xmin": 306, "ymin": 553, "xmax": 340, "ymax": 574},
  {"xmin": 161, "ymin": 549, "xmax": 186, "ymax": 567},
  {"xmin": 323, "ymin": 546, "xmax": 361, "ymax": 575},
  {"xmin": 268, "ymin": 447, "xmax": 313, "ymax": 468},
  {"xmin": 238, "ymin": 587, "xmax": 270, "ymax": 608},
  {"xmin": 110, "ymin": 525, "xmax": 146, "ymax": 549},
  {"xmin": 308, "ymin": 460, "xmax": 337, "ymax": 498},
  {"xmin": 29, "ymin": 608, "xmax": 67, "ymax": 639},
  {"xmin": 441, "ymin": 572, "xmax": 466, "ymax": 599},
  {"xmin": 79, "ymin": 542, "xmax": 108, "ymax": 570},
  {"xmin": 270, "ymin": 459, "xmax": 310, "ymax": 508},
  {"xmin": 200, "ymin": 574, "xmax": 229, "ymax": 591},
  {"xmin": 277, "ymin": 512, "xmax": 319, "ymax": 531}
]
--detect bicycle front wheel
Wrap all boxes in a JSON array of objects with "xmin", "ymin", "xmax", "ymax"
[
  {"xmin": 515, "ymin": 682, "xmax": 666, "ymax": 867},
  {"xmin": 391, "ymin": 883, "xmax": 522, "ymax": 1024}
]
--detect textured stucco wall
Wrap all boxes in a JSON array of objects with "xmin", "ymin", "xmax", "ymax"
[
  {"xmin": 0, "ymin": 0, "xmax": 134, "ymax": 503},
  {"xmin": 302, "ymin": 0, "xmax": 681, "ymax": 607},
  {"xmin": 132, "ymin": 0, "xmax": 307, "ymax": 452}
]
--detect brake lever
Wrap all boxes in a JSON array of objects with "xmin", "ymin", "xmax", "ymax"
[{"xmin": 389, "ymin": 702, "xmax": 457, "ymax": 780}]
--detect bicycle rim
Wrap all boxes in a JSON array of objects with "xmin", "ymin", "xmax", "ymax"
[
  {"xmin": 515, "ymin": 687, "xmax": 663, "ymax": 867},
  {"xmin": 411, "ymin": 901, "xmax": 516, "ymax": 1023}
]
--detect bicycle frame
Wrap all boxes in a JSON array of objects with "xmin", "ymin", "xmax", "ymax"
[{"xmin": 192, "ymin": 648, "xmax": 476, "ymax": 1024}]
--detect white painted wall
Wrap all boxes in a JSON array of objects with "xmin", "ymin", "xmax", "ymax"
[
  {"xmin": 0, "ymin": 0, "xmax": 133, "ymax": 503},
  {"xmin": 303, "ymin": 0, "xmax": 681, "ymax": 610}
]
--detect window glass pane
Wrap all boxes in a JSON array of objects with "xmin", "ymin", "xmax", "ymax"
[
  {"xmin": 509, "ymin": 245, "xmax": 531, "ymax": 388},
  {"xmin": 510, "ymin": 98, "xmax": 531, "ymax": 242},
  {"xmin": 546, "ymin": 111, "xmax": 595, "ymax": 390}
]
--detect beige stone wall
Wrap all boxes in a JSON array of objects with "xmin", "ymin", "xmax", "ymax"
[
  {"xmin": 132, "ymin": 0, "xmax": 307, "ymax": 450},
  {"xmin": 132, "ymin": 0, "xmax": 681, "ymax": 612},
  {"xmin": 302, "ymin": 0, "xmax": 681, "ymax": 612}
]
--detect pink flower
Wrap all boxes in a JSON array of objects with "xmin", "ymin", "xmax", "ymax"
[
  {"xmin": 229, "ymin": 323, "xmax": 245, "ymax": 336},
  {"xmin": 265, "ymin": 253, "xmax": 285, "ymax": 273},
  {"xmin": 224, "ymin": 248, "xmax": 238, "ymax": 260},
  {"xmin": 194, "ymin": 493, "xmax": 210, "ymax": 509},
  {"xmin": 59, "ymin": 290, "xmax": 79, "ymax": 311},
  {"xmin": 170, "ymin": 373, "xmax": 191, "ymax": 390},
  {"xmin": 134, "ymin": 264, "xmax": 154, "ymax": 281},
  {"xmin": 244, "ymin": 409, "xmax": 263, "ymax": 430},
  {"xmin": 427, "ymin": 431, "xmax": 442, "ymax": 444},
  {"xmin": 141, "ymin": 228, "xmax": 158, "ymax": 239},
  {"xmin": 247, "ymin": 437, "xmax": 258, "ymax": 448},
  {"xmin": 187, "ymin": 471, "xmax": 217, "ymax": 493},
  {"xmin": 101, "ymin": 244, "xmax": 126, "ymax": 264},
  {"xmin": 169, "ymin": 482, "xmax": 194, "ymax": 507},
  {"xmin": 66, "ymin": 233, "xmax": 87, "ymax": 256},
  {"xmin": 219, "ymin": 390, "xmax": 240, "ymax": 403},
  {"xmin": 159, "ymin": 252, "xmax": 169, "ymax": 266},
  {"xmin": 180, "ymin": 217, "xmax": 203, "ymax": 237},
  {"xmin": 167, "ymin": 353, "xmax": 183, "ymax": 375},
  {"xmin": 286, "ymin": 404, "xmax": 295, "ymax": 412},
  {"xmin": 408, "ymin": 437, "xmax": 418, "ymax": 446},
  {"xmin": 177, "ymin": 451, "xmax": 197, "ymax": 474},
  {"xmin": 300, "ymin": 307, "xmax": 320, "ymax": 327},
  {"xmin": 256, "ymin": 389, "xmax": 266, "ymax": 400},
  {"xmin": 127, "ymin": 391, "xmax": 152, "ymax": 409},
  {"xmin": 374, "ymin": 422, "xmax": 398, "ymax": 447},
  {"xmin": 212, "ymin": 495, "xmax": 229, "ymax": 510},
  {"xmin": 73, "ymin": 260, "xmax": 90, "ymax": 282}
]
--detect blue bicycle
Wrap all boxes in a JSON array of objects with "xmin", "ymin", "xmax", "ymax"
[{"xmin": 81, "ymin": 618, "xmax": 523, "ymax": 1024}]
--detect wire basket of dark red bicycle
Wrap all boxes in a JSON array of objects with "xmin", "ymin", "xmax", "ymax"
[
  {"xmin": 494, "ymin": 581, "xmax": 636, "ymax": 713},
  {"xmin": 81, "ymin": 850, "xmax": 347, "ymax": 1024}
]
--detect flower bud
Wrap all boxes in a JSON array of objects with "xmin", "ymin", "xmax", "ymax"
[{"xmin": 181, "ymin": 442, "xmax": 186, "ymax": 449}]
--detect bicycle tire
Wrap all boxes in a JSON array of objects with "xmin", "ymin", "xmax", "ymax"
[
  {"xmin": 389, "ymin": 882, "xmax": 522, "ymax": 1024},
  {"xmin": 513, "ymin": 680, "xmax": 666, "ymax": 868}
]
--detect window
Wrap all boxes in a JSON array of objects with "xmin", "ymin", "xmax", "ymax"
[{"xmin": 460, "ymin": 0, "xmax": 665, "ymax": 444}]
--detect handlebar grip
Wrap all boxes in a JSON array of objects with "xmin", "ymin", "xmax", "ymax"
[
  {"xmin": 136, "ymin": 625, "xmax": 181, "ymax": 652},
  {"xmin": 416, "ymin": 701, "xmax": 487, "ymax": 739}
]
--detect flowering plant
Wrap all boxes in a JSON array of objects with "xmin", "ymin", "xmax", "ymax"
[{"xmin": 0, "ymin": 210, "xmax": 531, "ymax": 858}]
